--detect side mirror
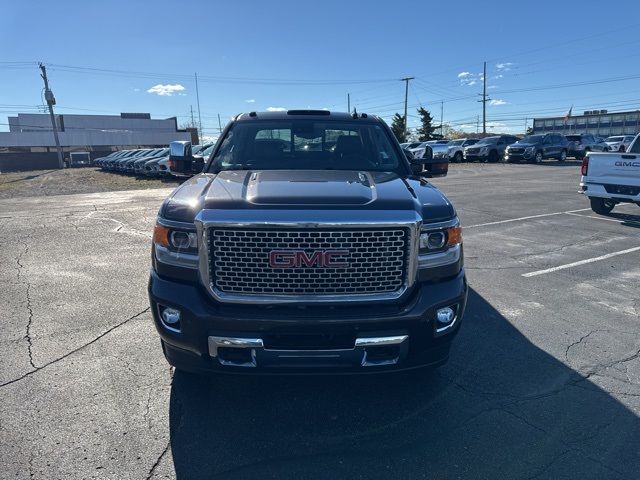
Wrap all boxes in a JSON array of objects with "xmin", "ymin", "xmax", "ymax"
[
  {"xmin": 408, "ymin": 145, "xmax": 447, "ymax": 177},
  {"xmin": 168, "ymin": 141, "xmax": 202, "ymax": 174}
]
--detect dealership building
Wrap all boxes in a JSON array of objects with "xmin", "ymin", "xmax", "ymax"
[
  {"xmin": 533, "ymin": 109, "xmax": 640, "ymax": 137},
  {"xmin": 0, "ymin": 112, "xmax": 194, "ymax": 171}
]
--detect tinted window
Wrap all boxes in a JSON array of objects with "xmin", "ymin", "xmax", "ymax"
[{"xmin": 209, "ymin": 120, "xmax": 404, "ymax": 173}]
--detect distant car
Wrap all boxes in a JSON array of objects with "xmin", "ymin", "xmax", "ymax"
[
  {"xmin": 133, "ymin": 148, "xmax": 169, "ymax": 175},
  {"xmin": 565, "ymin": 134, "xmax": 609, "ymax": 159},
  {"xmin": 400, "ymin": 142, "xmax": 421, "ymax": 151},
  {"xmin": 408, "ymin": 140, "xmax": 449, "ymax": 160},
  {"xmin": 505, "ymin": 134, "xmax": 569, "ymax": 163},
  {"xmin": 464, "ymin": 135, "xmax": 519, "ymax": 162},
  {"xmin": 104, "ymin": 150, "xmax": 136, "ymax": 170},
  {"xmin": 117, "ymin": 149, "xmax": 157, "ymax": 173},
  {"xmin": 604, "ymin": 135, "xmax": 635, "ymax": 152},
  {"xmin": 447, "ymin": 138, "xmax": 479, "ymax": 163}
]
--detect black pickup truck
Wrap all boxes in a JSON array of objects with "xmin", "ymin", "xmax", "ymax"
[{"xmin": 149, "ymin": 110, "xmax": 467, "ymax": 374}]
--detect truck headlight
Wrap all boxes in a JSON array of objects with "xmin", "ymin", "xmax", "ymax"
[
  {"xmin": 419, "ymin": 222, "xmax": 462, "ymax": 254},
  {"xmin": 153, "ymin": 223, "xmax": 198, "ymax": 254},
  {"xmin": 525, "ymin": 146, "xmax": 535, "ymax": 152},
  {"xmin": 479, "ymin": 147, "xmax": 488, "ymax": 154}
]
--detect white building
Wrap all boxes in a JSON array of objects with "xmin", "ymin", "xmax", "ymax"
[{"xmin": 1, "ymin": 112, "xmax": 192, "ymax": 153}]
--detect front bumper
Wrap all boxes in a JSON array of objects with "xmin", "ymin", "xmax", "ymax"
[
  {"xmin": 464, "ymin": 152, "xmax": 488, "ymax": 161},
  {"xmin": 505, "ymin": 151, "xmax": 534, "ymax": 162},
  {"xmin": 148, "ymin": 269, "xmax": 468, "ymax": 374}
]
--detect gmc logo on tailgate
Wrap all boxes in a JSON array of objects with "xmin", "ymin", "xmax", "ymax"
[
  {"xmin": 268, "ymin": 250, "xmax": 350, "ymax": 268},
  {"xmin": 615, "ymin": 161, "xmax": 640, "ymax": 167}
]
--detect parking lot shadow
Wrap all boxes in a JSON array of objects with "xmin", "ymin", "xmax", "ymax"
[{"xmin": 168, "ymin": 289, "xmax": 639, "ymax": 479}]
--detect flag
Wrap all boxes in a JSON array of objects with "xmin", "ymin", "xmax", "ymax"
[{"xmin": 563, "ymin": 105, "xmax": 573, "ymax": 124}]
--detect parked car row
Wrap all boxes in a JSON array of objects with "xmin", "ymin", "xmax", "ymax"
[
  {"xmin": 94, "ymin": 143, "xmax": 214, "ymax": 178},
  {"xmin": 400, "ymin": 131, "xmax": 634, "ymax": 164}
]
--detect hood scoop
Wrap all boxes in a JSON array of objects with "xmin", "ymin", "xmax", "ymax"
[{"xmin": 244, "ymin": 170, "xmax": 377, "ymax": 206}]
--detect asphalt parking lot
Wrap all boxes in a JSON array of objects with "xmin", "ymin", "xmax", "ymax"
[{"xmin": 1, "ymin": 161, "xmax": 639, "ymax": 480}]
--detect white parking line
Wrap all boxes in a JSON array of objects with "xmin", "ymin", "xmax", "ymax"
[
  {"xmin": 522, "ymin": 246, "xmax": 640, "ymax": 278},
  {"xmin": 466, "ymin": 208, "xmax": 591, "ymax": 228},
  {"xmin": 565, "ymin": 211, "xmax": 640, "ymax": 224}
]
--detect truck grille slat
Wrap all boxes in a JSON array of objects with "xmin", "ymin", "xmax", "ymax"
[{"xmin": 209, "ymin": 228, "xmax": 408, "ymax": 296}]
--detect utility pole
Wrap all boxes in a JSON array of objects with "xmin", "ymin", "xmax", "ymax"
[
  {"xmin": 195, "ymin": 73, "xmax": 203, "ymax": 143},
  {"xmin": 190, "ymin": 105, "xmax": 196, "ymax": 129},
  {"xmin": 440, "ymin": 100, "xmax": 444, "ymax": 138},
  {"xmin": 38, "ymin": 63, "xmax": 64, "ymax": 169},
  {"xmin": 347, "ymin": 93, "xmax": 350, "ymax": 113},
  {"xmin": 477, "ymin": 61, "xmax": 489, "ymax": 135},
  {"xmin": 401, "ymin": 76, "xmax": 414, "ymax": 138},
  {"xmin": 217, "ymin": 114, "xmax": 222, "ymax": 134},
  {"xmin": 476, "ymin": 115, "xmax": 479, "ymax": 134}
]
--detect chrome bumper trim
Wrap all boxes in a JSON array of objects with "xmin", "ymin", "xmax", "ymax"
[{"xmin": 208, "ymin": 334, "xmax": 409, "ymax": 368}]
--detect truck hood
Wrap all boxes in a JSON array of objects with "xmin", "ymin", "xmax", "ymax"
[{"xmin": 160, "ymin": 170, "xmax": 455, "ymax": 224}]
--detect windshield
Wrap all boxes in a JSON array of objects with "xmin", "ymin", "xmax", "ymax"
[
  {"xmin": 449, "ymin": 140, "xmax": 464, "ymax": 146},
  {"xmin": 208, "ymin": 120, "xmax": 404, "ymax": 173},
  {"xmin": 476, "ymin": 137, "xmax": 498, "ymax": 145},
  {"xmin": 606, "ymin": 136, "xmax": 624, "ymax": 142},
  {"xmin": 565, "ymin": 135, "xmax": 581, "ymax": 141},
  {"xmin": 519, "ymin": 135, "xmax": 544, "ymax": 143}
]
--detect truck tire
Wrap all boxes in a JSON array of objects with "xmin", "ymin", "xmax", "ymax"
[
  {"xmin": 453, "ymin": 152, "xmax": 463, "ymax": 163},
  {"xmin": 590, "ymin": 198, "xmax": 615, "ymax": 215},
  {"xmin": 488, "ymin": 150, "xmax": 499, "ymax": 163}
]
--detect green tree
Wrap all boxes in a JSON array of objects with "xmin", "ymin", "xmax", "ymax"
[
  {"xmin": 390, "ymin": 113, "xmax": 407, "ymax": 143},
  {"xmin": 416, "ymin": 107, "xmax": 437, "ymax": 141}
]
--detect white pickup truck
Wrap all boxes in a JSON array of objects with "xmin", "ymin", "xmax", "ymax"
[{"xmin": 580, "ymin": 134, "xmax": 640, "ymax": 214}]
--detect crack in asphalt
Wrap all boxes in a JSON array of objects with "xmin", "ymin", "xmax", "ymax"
[
  {"xmin": 24, "ymin": 283, "xmax": 36, "ymax": 369},
  {"xmin": 564, "ymin": 329, "xmax": 606, "ymax": 361},
  {"xmin": 0, "ymin": 307, "xmax": 150, "ymax": 388},
  {"xmin": 145, "ymin": 442, "xmax": 171, "ymax": 480},
  {"xmin": 15, "ymin": 242, "xmax": 36, "ymax": 368}
]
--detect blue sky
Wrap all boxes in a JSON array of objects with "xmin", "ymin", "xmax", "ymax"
[{"xmin": 2, "ymin": 0, "xmax": 640, "ymax": 137}]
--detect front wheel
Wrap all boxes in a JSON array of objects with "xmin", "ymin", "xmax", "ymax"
[
  {"xmin": 453, "ymin": 152, "xmax": 463, "ymax": 163},
  {"xmin": 533, "ymin": 151, "xmax": 543, "ymax": 163},
  {"xmin": 488, "ymin": 150, "xmax": 499, "ymax": 163},
  {"xmin": 590, "ymin": 197, "xmax": 615, "ymax": 215}
]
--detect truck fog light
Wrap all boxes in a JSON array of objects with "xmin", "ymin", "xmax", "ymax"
[
  {"xmin": 436, "ymin": 306, "xmax": 455, "ymax": 325},
  {"xmin": 160, "ymin": 307, "xmax": 181, "ymax": 325}
]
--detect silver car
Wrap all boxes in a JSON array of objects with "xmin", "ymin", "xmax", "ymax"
[{"xmin": 604, "ymin": 135, "xmax": 635, "ymax": 152}]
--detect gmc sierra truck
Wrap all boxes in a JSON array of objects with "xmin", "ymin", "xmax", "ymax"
[
  {"xmin": 149, "ymin": 110, "xmax": 467, "ymax": 374},
  {"xmin": 580, "ymin": 133, "xmax": 640, "ymax": 214}
]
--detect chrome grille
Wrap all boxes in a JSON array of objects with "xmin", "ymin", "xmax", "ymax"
[{"xmin": 209, "ymin": 228, "xmax": 408, "ymax": 296}]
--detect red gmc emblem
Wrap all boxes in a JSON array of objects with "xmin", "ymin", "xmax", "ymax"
[{"xmin": 268, "ymin": 250, "xmax": 350, "ymax": 268}]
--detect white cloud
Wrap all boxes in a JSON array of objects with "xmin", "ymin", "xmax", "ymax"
[
  {"xmin": 496, "ymin": 62, "xmax": 513, "ymax": 71},
  {"xmin": 146, "ymin": 84, "xmax": 186, "ymax": 96},
  {"xmin": 490, "ymin": 99, "xmax": 508, "ymax": 106},
  {"xmin": 245, "ymin": 99, "xmax": 256, "ymax": 103},
  {"xmin": 457, "ymin": 71, "xmax": 471, "ymax": 78},
  {"xmin": 466, "ymin": 80, "xmax": 477, "ymax": 86},
  {"xmin": 494, "ymin": 74, "xmax": 503, "ymax": 79},
  {"xmin": 266, "ymin": 106, "xmax": 286, "ymax": 112}
]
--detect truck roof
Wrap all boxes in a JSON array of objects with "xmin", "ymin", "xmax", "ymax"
[{"xmin": 234, "ymin": 110, "xmax": 381, "ymax": 123}]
